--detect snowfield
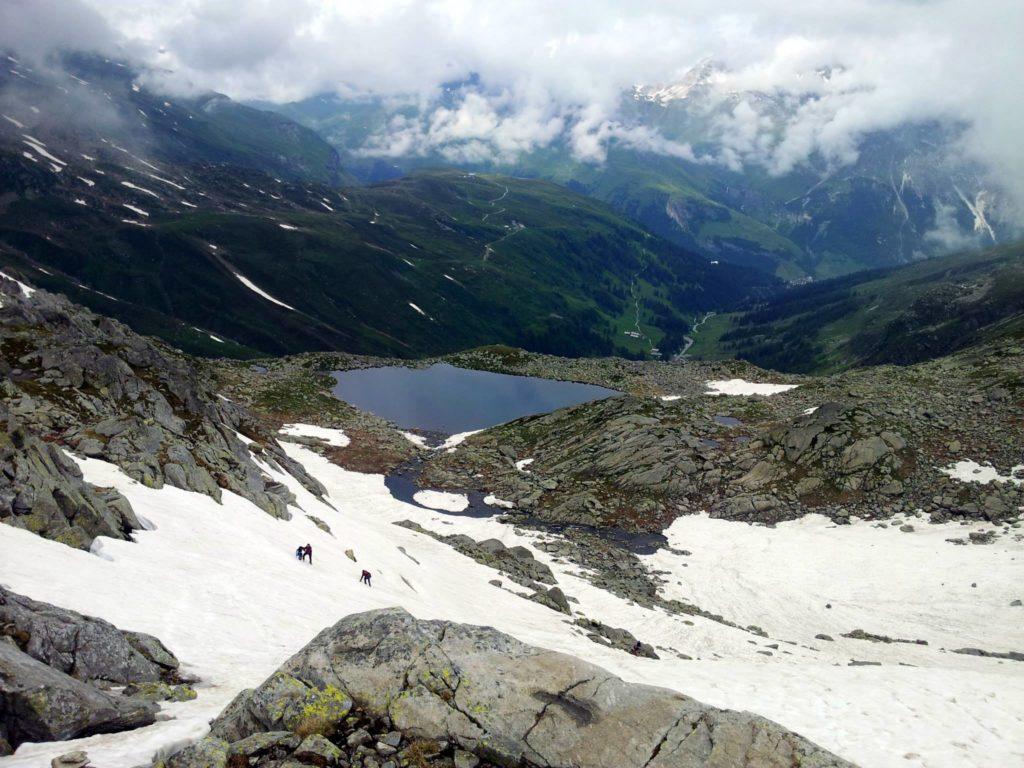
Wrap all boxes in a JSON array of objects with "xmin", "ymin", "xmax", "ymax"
[
  {"xmin": 232, "ymin": 272, "xmax": 297, "ymax": 311},
  {"xmin": 278, "ymin": 423, "xmax": 350, "ymax": 448},
  {"xmin": 411, "ymin": 489, "xmax": 470, "ymax": 512},
  {"xmin": 438, "ymin": 429, "xmax": 482, "ymax": 452},
  {"xmin": 401, "ymin": 431, "xmax": 429, "ymax": 448},
  {"xmin": 941, "ymin": 459, "xmax": 1024, "ymax": 487},
  {"xmin": 0, "ymin": 442, "xmax": 1020, "ymax": 768},
  {"xmin": 705, "ymin": 379, "xmax": 800, "ymax": 396}
]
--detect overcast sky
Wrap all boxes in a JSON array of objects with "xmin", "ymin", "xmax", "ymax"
[{"xmin": 3, "ymin": 0, "xmax": 1021, "ymax": 211}]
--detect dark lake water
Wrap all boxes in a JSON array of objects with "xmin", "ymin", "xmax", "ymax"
[{"xmin": 331, "ymin": 363, "xmax": 618, "ymax": 434}]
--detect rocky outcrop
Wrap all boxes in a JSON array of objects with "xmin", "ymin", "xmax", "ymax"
[
  {"xmin": 421, "ymin": 396, "xmax": 713, "ymax": 532},
  {"xmin": 0, "ymin": 587, "xmax": 182, "ymax": 685},
  {"xmin": 0, "ymin": 588, "xmax": 190, "ymax": 754},
  {"xmin": 158, "ymin": 608, "xmax": 853, "ymax": 768},
  {"xmin": 574, "ymin": 617, "xmax": 658, "ymax": 658},
  {"xmin": 0, "ymin": 641, "xmax": 157, "ymax": 753},
  {"xmin": 0, "ymin": 275, "xmax": 326, "ymax": 547},
  {"xmin": 420, "ymin": 340, "xmax": 1024, "ymax": 535},
  {"xmin": 0, "ymin": 403, "xmax": 139, "ymax": 549},
  {"xmin": 713, "ymin": 403, "xmax": 910, "ymax": 521},
  {"xmin": 393, "ymin": 521, "xmax": 556, "ymax": 589}
]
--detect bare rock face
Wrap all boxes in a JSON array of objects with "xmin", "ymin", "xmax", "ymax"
[
  {"xmin": 0, "ymin": 403, "xmax": 139, "ymax": 549},
  {"xmin": 0, "ymin": 587, "xmax": 191, "ymax": 754},
  {"xmin": 164, "ymin": 608, "xmax": 853, "ymax": 768},
  {"xmin": 0, "ymin": 642, "xmax": 157, "ymax": 751},
  {"xmin": 0, "ymin": 275, "xmax": 326, "ymax": 548},
  {"xmin": 0, "ymin": 587, "xmax": 180, "ymax": 685}
]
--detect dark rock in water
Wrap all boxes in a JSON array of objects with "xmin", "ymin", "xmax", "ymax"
[
  {"xmin": 159, "ymin": 608, "xmax": 853, "ymax": 768},
  {"xmin": 0, "ymin": 587, "xmax": 182, "ymax": 684},
  {"xmin": 0, "ymin": 641, "xmax": 157, "ymax": 750}
]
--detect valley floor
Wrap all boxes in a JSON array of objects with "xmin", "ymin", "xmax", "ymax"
[{"xmin": 0, "ymin": 438, "xmax": 1021, "ymax": 768}]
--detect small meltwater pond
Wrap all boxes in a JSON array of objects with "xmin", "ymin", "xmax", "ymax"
[{"xmin": 331, "ymin": 362, "xmax": 619, "ymax": 434}]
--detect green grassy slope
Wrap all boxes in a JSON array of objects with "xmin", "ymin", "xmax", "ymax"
[
  {"xmin": 691, "ymin": 242, "xmax": 1024, "ymax": 373},
  {"xmin": 0, "ymin": 127, "xmax": 776, "ymax": 359}
]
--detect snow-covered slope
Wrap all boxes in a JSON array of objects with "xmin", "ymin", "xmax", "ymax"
[{"xmin": 0, "ymin": 438, "xmax": 1021, "ymax": 768}]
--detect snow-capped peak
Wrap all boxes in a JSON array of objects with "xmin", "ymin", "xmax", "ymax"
[{"xmin": 632, "ymin": 58, "xmax": 720, "ymax": 105}]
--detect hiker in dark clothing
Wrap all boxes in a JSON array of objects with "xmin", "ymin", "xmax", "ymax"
[
  {"xmin": 359, "ymin": 569, "xmax": 371, "ymax": 586},
  {"xmin": 303, "ymin": 544, "xmax": 313, "ymax": 564},
  {"xmin": 295, "ymin": 545, "xmax": 304, "ymax": 561}
]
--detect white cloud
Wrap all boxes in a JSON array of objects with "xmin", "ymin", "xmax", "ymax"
[{"xmin": 4, "ymin": 0, "xmax": 1021, "ymax": 210}]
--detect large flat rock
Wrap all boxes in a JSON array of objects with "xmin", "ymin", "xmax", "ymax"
[{"xmin": 204, "ymin": 607, "xmax": 854, "ymax": 768}]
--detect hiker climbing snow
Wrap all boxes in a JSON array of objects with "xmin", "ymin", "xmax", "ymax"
[
  {"xmin": 359, "ymin": 569, "xmax": 372, "ymax": 586},
  {"xmin": 303, "ymin": 543, "xmax": 312, "ymax": 564}
]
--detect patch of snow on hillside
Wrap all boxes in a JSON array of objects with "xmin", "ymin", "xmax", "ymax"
[
  {"xmin": 74, "ymin": 198, "xmax": 87, "ymax": 206},
  {"xmin": 402, "ymin": 432, "xmax": 429, "ymax": 448},
  {"xmin": 122, "ymin": 204, "xmax": 149, "ymax": 217},
  {"xmin": 660, "ymin": 395, "xmax": 681, "ymax": 402},
  {"xmin": 278, "ymin": 223, "xmax": 299, "ymax": 231},
  {"xmin": 179, "ymin": 200, "xmax": 197, "ymax": 208},
  {"xmin": 22, "ymin": 139, "xmax": 65, "ymax": 167},
  {"xmin": 2, "ymin": 114, "xmax": 25, "ymax": 128},
  {"xmin": 484, "ymin": 494, "xmax": 515, "ymax": 509},
  {"xmin": 145, "ymin": 173, "xmax": 185, "ymax": 191},
  {"xmin": 120, "ymin": 219, "xmax": 148, "ymax": 227},
  {"xmin": 413, "ymin": 490, "xmax": 470, "ymax": 512},
  {"xmin": 121, "ymin": 181, "xmax": 160, "ymax": 198},
  {"xmin": 232, "ymin": 272, "xmax": 296, "ymax": 311},
  {"xmin": 279, "ymin": 424, "xmax": 350, "ymax": 448},
  {"xmin": 77, "ymin": 176, "xmax": 95, "ymax": 187},
  {"xmin": 940, "ymin": 460, "xmax": 1024, "ymax": 487},
  {"xmin": 705, "ymin": 379, "xmax": 799, "ymax": 396},
  {"xmin": 515, "ymin": 458, "xmax": 534, "ymax": 472},
  {"xmin": 439, "ymin": 429, "xmax": 482, "ymax": 452},
  {"xmin": 803, "ymin": 406, "xmax": 819, "ymax": 415},
  {"xmin": 0, "ymin": 270, "xmax": 36, "ymax": 297},
  {"xmin": 408, "ymin": 302, "xmax": 428, "ymax": 317}
]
